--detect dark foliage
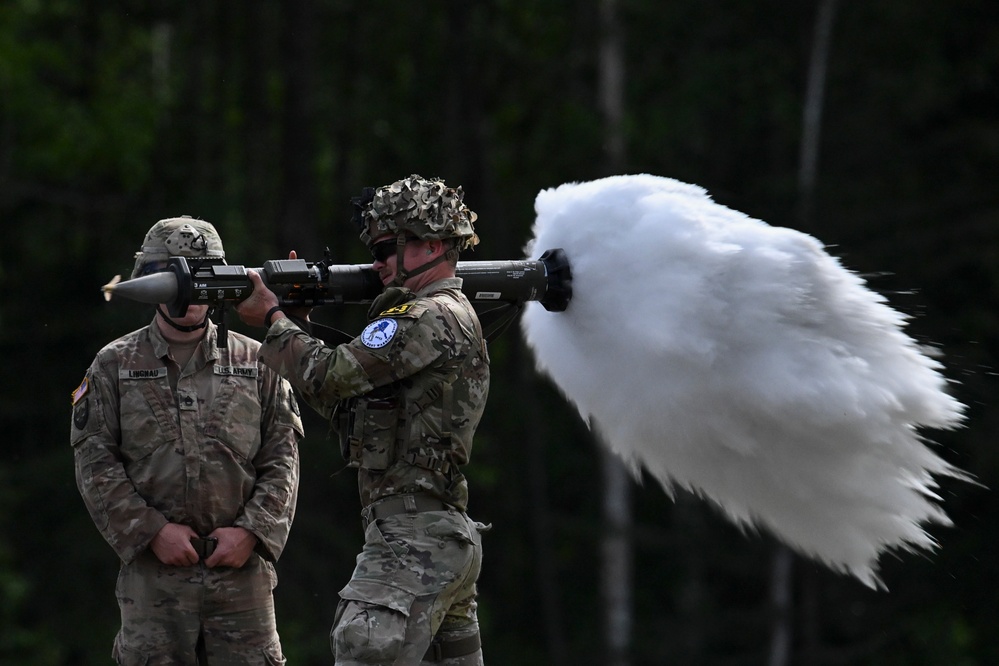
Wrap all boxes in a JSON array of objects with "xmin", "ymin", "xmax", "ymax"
[{"xmin": 1, "ymin": 1, "xmax": 996, "ymax": 663}]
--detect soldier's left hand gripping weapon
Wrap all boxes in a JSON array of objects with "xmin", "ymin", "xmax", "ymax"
[{"xmin": 102, "ymin": 249, "xmax": 572, "ymax": 342}]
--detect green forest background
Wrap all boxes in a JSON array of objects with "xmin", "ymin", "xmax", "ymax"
[{"xmin": 2, "ymin": 1, "xmax": 997, "ymax": 664}]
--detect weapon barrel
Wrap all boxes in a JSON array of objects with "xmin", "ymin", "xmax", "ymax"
[{"xmin": 457, "ymin": 251, "xmax": 570, "ymax": 311}]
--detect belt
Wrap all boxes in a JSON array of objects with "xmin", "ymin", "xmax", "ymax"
[
  {"xmin": 190, "ymin": 536, "xmax": 218, "ymax": 561},
  {"xmin": 361, "ymin": 493, "xmax": 452, "ymax": 529},
  {"xmin": 424, "ymin": 633, "xmax": 482, "ymax": 661}
]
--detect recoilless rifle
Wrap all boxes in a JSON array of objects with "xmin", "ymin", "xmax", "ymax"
[{"xmin": 103, "ymin": 248, "xmax": 572, "ymax": 344}]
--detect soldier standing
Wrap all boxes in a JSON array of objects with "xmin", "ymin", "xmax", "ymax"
[
  {"xmin": 71, "ymin": 217, "xmax": 303, "ymax": 664},
  {"xmin": 236, "ymin": 175, "xmax": 490, "ymax": 665}
]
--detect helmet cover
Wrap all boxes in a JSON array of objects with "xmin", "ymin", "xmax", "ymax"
[
  {"xmin": 356, "ymin": 174, "xmax": 479, "ymax": 252},
  {"xmin": 131, "ymin": 216, "xmax": 225, "ymax": 278}
]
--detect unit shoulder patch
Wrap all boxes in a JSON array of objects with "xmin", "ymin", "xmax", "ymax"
[
  {"xmin": 361, "ymin": 318, "xmax": 399, "ymax": 349},
  {"xmin": 73, "ymin": 396, "xmax": 90, "ymax": 430}
]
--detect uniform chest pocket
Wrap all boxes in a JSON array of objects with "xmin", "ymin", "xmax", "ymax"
[
  {"xmin": 118, "ymin": 379, "xmax": 179, "ymax": 463},
  {"xmin": 206, "ymin": 378, "xmax": 262, "ymax": 461}
]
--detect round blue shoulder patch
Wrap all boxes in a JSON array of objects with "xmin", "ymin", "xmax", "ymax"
[{"xmin": 361, "ymin": 318, "xmax": 399, "ymax": 349}]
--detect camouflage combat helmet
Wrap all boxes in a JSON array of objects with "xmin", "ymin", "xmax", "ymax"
[
  {"xmin": 355, "ymin": 174, "xmax": 479, "ymax": 251},
  {"xmin": 131, "ymin": 216, "xmax": 225, "ymax": 278}
]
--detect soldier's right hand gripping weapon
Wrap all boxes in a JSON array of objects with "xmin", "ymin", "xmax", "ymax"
[{"xmin": 102, "ymin": 248, "xmax": 572, "ymax": 339}]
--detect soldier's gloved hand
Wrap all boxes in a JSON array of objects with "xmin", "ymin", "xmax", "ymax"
[
  {"xmin": 204, "ymin": 526, "xmax": 258, "ymax": 569},
  {"xmin": 149, "ymin": 522, "xmax": 200, "ymax": 567}
]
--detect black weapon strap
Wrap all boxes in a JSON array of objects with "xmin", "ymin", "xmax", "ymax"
[
  {"xmin": 287, "ymin": 315, "xmax": 354, "ymax": 345},
  {"xmin": 475, "ymin": 302, "xmax": 524, "ymax": 343}
]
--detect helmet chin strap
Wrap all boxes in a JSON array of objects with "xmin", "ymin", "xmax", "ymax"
[
  {"xmin": 156, "ymin": 306, "xmax": 210, "ymax": 333},
  {"xmin": 390, "ymin": 234, "xmax": 456, "ymax": 287}
]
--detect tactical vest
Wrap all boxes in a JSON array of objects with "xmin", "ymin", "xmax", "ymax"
[{"xmin": 335, "ymin": 288, "xmax": 486, "ymax": 479}]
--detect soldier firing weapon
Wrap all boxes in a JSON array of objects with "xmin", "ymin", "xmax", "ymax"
[{"xmin": 102, "ymin": 174, "xmax": 972, "ymax": 590}]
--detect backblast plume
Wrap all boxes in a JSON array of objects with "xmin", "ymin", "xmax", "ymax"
[{"xmin": 520, "ymin": 174, "xmax": 967, "ymax": 588}]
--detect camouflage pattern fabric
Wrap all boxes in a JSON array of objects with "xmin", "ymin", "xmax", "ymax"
[
  {"xmin": 114, "ymin": 551, "xmax": 285, "ymax": 665},
  {"xmin": 257, "ymin": 276, "xmax": 490, "ymax": 663},
  {"xmin": 331, "ymin": 509, "xmax": 485, "ymax": 665},
  {"xmin": 131, "ymin": 215, "xmax": 225, "ymax": 279},
  {"xmin": 259, "ymin": 276, "xmax": 489, "ymax": 512},
  {"xmin": 71, "ymin": 317, "xmax": 303, "ymax": 662}
]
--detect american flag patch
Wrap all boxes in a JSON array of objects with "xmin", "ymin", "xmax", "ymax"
[{"xmin": 71, "ymin": 376, "xmax": 89, "ymax": 405}]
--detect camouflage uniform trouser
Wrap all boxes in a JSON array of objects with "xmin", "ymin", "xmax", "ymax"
[
  {"xmin": 113, "ymin": 550, "xmax": 285, "ymax": 665},
  {"xmin": 331, "ymin": 508, "xmax": 487, "ymax": 665}
]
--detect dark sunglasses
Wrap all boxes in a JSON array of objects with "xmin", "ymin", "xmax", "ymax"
[{"xmin": 370, "ymin": 237, "xmax": 419, "ymax": 263}]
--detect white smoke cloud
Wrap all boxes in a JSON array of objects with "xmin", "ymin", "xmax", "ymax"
[{"xmin": 521, "ymin": 174, "xmax": 967, "ymax": 589}]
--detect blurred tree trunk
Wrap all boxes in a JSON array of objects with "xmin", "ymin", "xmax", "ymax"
[
  {"xmin": 443, "ymin": 1, "xmax": 489, "ymax": 214},
  {"xmin": 796, "ymin": 0, "xmax": 839, "ymax": 233},
  {"xmin": 768, "ymin": 546, "xmax": 794, "ymax": 666},
  {"xmin": 243, "ymin": 0, "xmax": 279, "ymax": 243},
  {"xmin": 600, "ymin": 449, "xmax": 633, "ymax": 666},
  {"xmin": 598, "ymin": 1, "xmax": 633, "ymax": 665},
  {"xmin": 520, "ymin": 346, "xmax": 570, "ymax": 665},
  {"xmin": 278, "ymin": 0, "xmax": 320, "ymax": 254},
  {"xmin": 770, "ymin": 2, "xmax": 839, "ymax": 665},
  {"xmin": 184, "ymin": 1, "xmax": 217, "ymax": 202}
]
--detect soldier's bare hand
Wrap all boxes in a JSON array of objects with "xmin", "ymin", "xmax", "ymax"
[
  {"xmin": 235, "ymin": 270, "xmax": 280, "ymax": 327},
  {"xmin": 282, "ymin": 250, "xmax": 313, "ymax": 322},
  {"xmin": 149, "ymin": 522, "xmax": 199, "ymax": 566},
  {"xmin": 203, "ymin": 526, "xmax": 258, "ymax": 569}
]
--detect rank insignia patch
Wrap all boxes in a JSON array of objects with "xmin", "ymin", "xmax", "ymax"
[{"xmin": 380, "ymin": 303, "xmax": 414, "ymax": 316}]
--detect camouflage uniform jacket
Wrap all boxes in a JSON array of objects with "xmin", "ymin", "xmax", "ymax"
[
  {"xmin": 71, "ymin": 317, "xmax": 303, "ymax": 564},
  {"xmin": 259, "ymin": 277, "xmax": 489, "ymax": 512}
]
